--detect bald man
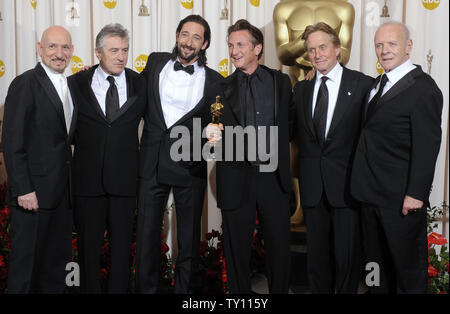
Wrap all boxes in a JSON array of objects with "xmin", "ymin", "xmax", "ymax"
[{"xmin": 2, "ymin": 26, "xmax": 76, "ymax": 293}]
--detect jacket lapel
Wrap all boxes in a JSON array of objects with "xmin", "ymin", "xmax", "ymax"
[
  {"xmin": 78, "ymin": 65, "xmax": 109, "ymax": 123},
  {"xmin": 366, "ymin": 66, "xmax": 420, "ymax": 121},
  {"xmin": 34, "ymin": 63, "xmax": 67, "ymax": 131},
  {"xmin": 223, "ymin": 73, "xmax": 243, "ymax": 126},
  {"xmin": 152, "ymin": 58, "xmax": 169, "ymax": 129},
  {"xmin": 108, "ymin": 69, "xmax": 138, "ymax": 123},
  {"xmin": 327, "ymin": 67, "xmax": 356, "ymax": 137},
  {"xmin": 303, "ymin": 76, "xmax": 316, "ymax": 139},
  {"xmin": 363, "ymin": 75, "xmax": 381, "ymax": 121}
]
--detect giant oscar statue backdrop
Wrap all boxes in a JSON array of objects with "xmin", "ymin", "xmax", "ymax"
[{"xmin": 273, "ymin": 0, "xmax": 355, "ymax": 227}]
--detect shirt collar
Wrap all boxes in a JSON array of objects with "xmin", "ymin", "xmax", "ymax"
[
  {"xmin": 236, "ymin": 64, "xmax": 265, "ymax": 82},
  {"xmin": 175, "ymin": 57, "xmax": 201, "ymax": 73},
  {"xmin": 316, "ymin": 62, "xmax": 342, "ymax": 84},
  {"xmin": 97, "ymin": 65, "xmax": 126, "ymax": 87},
  {"xmin": 383, "ymin": 58, "xmax": 416, "ymax": 86},
  {"xmin": 40, "ymin": 62, "xmax": 65, "ymax": 80}
]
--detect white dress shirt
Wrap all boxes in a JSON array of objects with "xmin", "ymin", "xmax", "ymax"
[
  {"xmin": 369, "ymin": 58, "xmax": 417, "ymax": 101},
  {"xmin": 159, "ymin": 59, "xmax": 206, "ymax": 128},
  {"xmin": 312, "ymin": 62, "xmax": 343, "ymax": 138},
  {"xmin": 91, "ymin": 66, "xmax": 127, "ymax": 114},
  {"xmin": 41, "ymin": 62, "xmax": 74, "ymax": 114}
]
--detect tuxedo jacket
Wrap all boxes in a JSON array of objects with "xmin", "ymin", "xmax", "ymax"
[
  {"xmin": 68, "ymin": 65, "xmax": 146, "ymax": 197},
  {"xmin": 139, "ymin": 52, "xmax": 223, "ymax": 186},
  {"xmin": 351, "ymin": 65, "xmax": 443, "ymax": 209},
  {"xmin": 205, "ymin": 66, "xmax": 293, "ymax": 210},
  {"xmin": 2, "ymin": 63, "xmax": 77, "ymax": 209},
  {"xmin": 292, "ymin": 67, "xmax": 373, "ymax": 208}
]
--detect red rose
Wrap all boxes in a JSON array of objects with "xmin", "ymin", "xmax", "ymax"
[
  {"xmin": 100, "ymin": 268, "xmax": 108, "ymax": 279},
  {"xmin": 0, "ymin": 255, "xmax": 5, "ymax": 267},
  {"xmin": 428, "ymin": 264, "xmax": 438, "ymax": 277},
  {"xmin": 428, "ymin": 232, "xmax": 448, "ymax": 246},
  {"xmin": 161, "ymin": 241, "xmax": 169, "ymax": 254}
]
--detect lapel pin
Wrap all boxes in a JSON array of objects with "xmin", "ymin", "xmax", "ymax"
[{"xmin": 347, "ymin": 92, "xmax": 352, "ymax": 96}]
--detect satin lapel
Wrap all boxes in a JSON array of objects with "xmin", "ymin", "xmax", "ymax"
[
  {"xmin": 327, "ymin": 68, "xmax": 356, "ymax": 137},
  {"xmin": 109, "ymin": 69, "xmax": 138, "ymax": 123},
  {"xmin": 367, "ymin": 67, "xmax": 418, "ymax": 120},
  {"xmin": 152, "ymin": 59, "xmax": 168, "ymax": 129},
  {"xmin": 34, "ymin": 63, "xmax": 66, "ymax": 130},
  {"xmin": 224, "ymin": 73, "xmax": 243, "ymax": 126},
  {"xmin": 304, "ymin": 77, "xmax": 316, "ymax": 139},
  {"xmin": 363, "ymin": 75, "xmax": 381, "ymax": 121},
  {"xmin": 76, "ymin": 66, "xmax": 109, "ymax": 123}
]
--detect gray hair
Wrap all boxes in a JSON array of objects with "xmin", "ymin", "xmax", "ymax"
[
  {"xmin": 95, "ymin": 23, "xmax": 129, "ymax": 51},
  {"xmin": 377, "ymin": 21, "xmax": 411, "ymax": 42}
]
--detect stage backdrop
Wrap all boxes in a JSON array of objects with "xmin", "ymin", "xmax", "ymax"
[{"xmin": 0, "ymin": 0, "xmax": 448, "ymax": 252}]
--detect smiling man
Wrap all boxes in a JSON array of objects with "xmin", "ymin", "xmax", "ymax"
[
  {"xmin": 351, "ymin": 21, "xmax": 443, "ymax": 294},
  {"xmin": 205, "ymin": 19, "xmax": 293, "ymax": 294},
  {"xmin": 136, "ymin": 15, "xmax": 223, "ymax": 294},
  {"xmin": 291, "ymin": 22, "xmax": 373, "ymax": 294},
  {"xmin": 2, "ymin": 26, "xmax": 75, "ymax": 293},
  {"xmin": 68, "ymin": 23, "xmax": 146, "ymax": 293}
]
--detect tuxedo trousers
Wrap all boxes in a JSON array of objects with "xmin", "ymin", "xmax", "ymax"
[
  {"xmin": 74, "ymin": 195, "xmax": 136, "ymax": 293},
  {"xmin": 303, "ymin": 194, "xmax": 361, "ymax": 294},
  {"xmin": 7, "ymin": 189, "xmax": 72, "ymax": 293},
  {"xmin": 221, "ymin": 169, "xmax": 291, "ymax": 294},
  {"xmin": 135, "ymin": 175, "xmax": 206, "ymax": 294},
  {"xmin": 361, "ymin": 204, "xmax": 428, "ymax": 294}
]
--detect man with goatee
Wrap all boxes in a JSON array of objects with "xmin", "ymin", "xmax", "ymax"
[{"xmin": 136, "ymin": 15, "xmax": 223, "ymax": 293}]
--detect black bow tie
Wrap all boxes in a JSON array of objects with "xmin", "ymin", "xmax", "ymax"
[{"xmin": 174, "ymin": 61, "xmax": 194, "ymax": 75}]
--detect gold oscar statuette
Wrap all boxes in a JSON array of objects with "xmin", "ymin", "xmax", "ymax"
[
  {"xmin": 206, "ymin": 96, "xmax": 224, "ymax": 161},
  {"xmin": 211, "ymin": 96, "xmax": 224, "ymax": 125},
  {"xmin": 70, "ymin": 0, "xmax": 80, "ymax": 19},
  {"xmin": 138, "ymin": 0, "xmax": 150, "ymax": 16},
  {"xmin": 220, "ymin": 0, "xmax": 229, "ymax": 20},
  {"xmin": 427, "ymin": 49, "xmax": 434, "ymax": 75}
]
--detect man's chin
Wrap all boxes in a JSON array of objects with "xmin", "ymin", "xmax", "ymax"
[{"xmin": 179, "ymin": 53, "xmax": 197, "ymax": 63}]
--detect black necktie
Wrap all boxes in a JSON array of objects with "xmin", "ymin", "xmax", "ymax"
[
  {"xmin": 174, "ymin": 61, "xmax": 194, "ymax": 75},
  {"xmin": 245, "ymin": 74, "xmax": 256, "ymax": 127},
  {"xmin": 106, "ymin": 76, "xmax": 119, "ymax": 121},
  {"xmin": 366, "ymin": 74, "xmax": 388, "ymax": 118},
  {"xmin": 313, "ymin": 76, "xmax": 329, "ymax": 145}
]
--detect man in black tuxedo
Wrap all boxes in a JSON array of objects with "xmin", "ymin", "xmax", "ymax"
[
  {"xmin": 136, "ymin": 15, "xmax": 223, "ymax": 293},
  {"xmin": 2, "ymin": 26, "xmax": 75, "ymax": 293},
  {"xmin": 292, "ymin": 22, "xmax": 373, "ymax": 294},
  {"xmin": 205, "ymin": 19, "xmax": 292, "ymax": 294},
  {"xmin": 351, "ymin": 21, "xmax": 443, "ymax": 293},
  {"xmin": 68, "ymin": 23, "xmax": 146, "ymax": 293}
]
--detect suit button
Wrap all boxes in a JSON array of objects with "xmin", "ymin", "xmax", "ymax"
[
  {"xmin": 108, "ymin": 124, "xmax": 112, "ymax": 128},
  {"xmin": 66, "ymin": 161, "xmax": 70, "ymax": 165}
]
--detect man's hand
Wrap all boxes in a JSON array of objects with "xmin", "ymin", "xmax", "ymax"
[
  {"xmin": 305, "ymin": 68, "xmax": 316, "ymax": 81},
  {"xmin": 402, "ymin": 195, "xmax": 424, "ymax": 216},
  {"xmin": 205, "ymin": 123, "xmax": 224, "ymax": 143},
  {"xmin": 18, "ymin": 192, "xmax": 39, "ymax": 211},
  {"xmin": 80, "ymin": 65, "xmax": 92, "ymax": 72}
]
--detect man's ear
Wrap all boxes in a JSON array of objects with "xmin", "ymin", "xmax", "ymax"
[{"xmin": 254, "ymin": 43, "xmax": 263, "ymax": 57}]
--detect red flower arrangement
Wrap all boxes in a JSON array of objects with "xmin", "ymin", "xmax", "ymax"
[
  {"xmin": 0, "ymin": 181, "xmax": 10, "ymax": 293},
  {"xmin": 427, "ymin": 203, "xmax": 449, "ymax": 294}
]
